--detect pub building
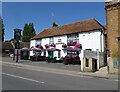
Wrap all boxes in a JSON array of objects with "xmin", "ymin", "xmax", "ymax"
[{"xmin": 30, "ymin": 18, "xmax": 106, "ymax": 66}]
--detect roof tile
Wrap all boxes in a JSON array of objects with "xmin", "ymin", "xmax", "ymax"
[{"xmin": 33, "ymin": 18, "xmax": 104, "ymax": 40}]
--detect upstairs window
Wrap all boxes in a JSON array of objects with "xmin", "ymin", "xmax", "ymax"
[
  {"xmin": 67, "ymin": 33, "xmax": 79, "ymax": 43},
  {"xmin": 49, "ymin": 37, "xmax": 54, "ymax": 45},
  {"xmin": 36, "ymin": 39, "xmax": 41, "ymax": 45}
]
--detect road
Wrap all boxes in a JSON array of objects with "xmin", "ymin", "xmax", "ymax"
[
  {"xmin": 2, "ymin": 57, "xmax": 81, "ymax": 72},
  {"xmin": 2, "ymin": 62, "xmax": 118, "ymax": 90}
]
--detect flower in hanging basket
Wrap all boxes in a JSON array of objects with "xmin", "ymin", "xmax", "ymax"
[
  {"xmin": 36, "ymin": 44, "xmax": 40, "ymax": 48},
  {"xmin": 68, "ymin": 40, "xmax": 74, "ymax": 46},
  {"xmin": 45, "ymin": 44, "xmax": 49, "ymax": 48},
  {"xmin": 39, "ymin": 45, "xmax": 43, "ymax": 49},
  {"xmin": 31, "ymin": 46, "xmax": 34, "ymax": 48},
  {"xmin": 73, "ymin": 42, "xmax": 77, "ymax": 46},
  {"xmin": 68, "ymin": 42, "xmax": 73, "ymax": 46},
  {"xmin": 36, "ymin": 44, "xmax": 43, "ymax": 49},
  {"xmin": 50, "ymin": 43, "xmax": 56, "ymax": 47},
  {"xmin": 62, "ymin": 44, "xmax": 67, "ymax": 48},
  {"xmin": 75, "ymin": 43, "xmax": 82, "ymax": 49}
]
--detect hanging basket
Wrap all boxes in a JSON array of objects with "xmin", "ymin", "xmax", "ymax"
[
  {"xmin": 36, "ymin": 44, "xmax": 43, "ymax": 49},
  {"xmin": 62, "ymin": 44, "xmax": 67, "ymax": 48},
  {"xmin": 75, "ymin": 43, "xmax": 82, "ymax": 49},
  {"xmin": 50, "ymin": 43, "xmax": 56, "ymax": 48},
  {"xmin": 45, "ymin": 44, "xmax": 49, "ymax": 48}
]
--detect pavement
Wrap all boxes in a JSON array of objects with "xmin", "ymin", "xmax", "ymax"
[{"xmin": 1, "ymin": 57, "xmax": 120, "ymax": 81}]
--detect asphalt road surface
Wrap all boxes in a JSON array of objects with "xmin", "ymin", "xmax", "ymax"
[
  {"xmin": 2, "ymin": 63, "xmax": 118, "ymax": 90},
  {"xmin": 2, "ymin": 57, "xmax": 81, "ymax": 72}
]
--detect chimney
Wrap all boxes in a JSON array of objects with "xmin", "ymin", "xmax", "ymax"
[{"xmin": 52, "ymin": 22, "xmax": 58, "ymax": 27}]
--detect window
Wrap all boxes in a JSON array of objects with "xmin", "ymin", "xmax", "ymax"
[
  {"xmin": 49, "ymin": 37, "xmax": 54, "ymax": 45},
  {"xmin": 36, "ymin": 39, "xmax": 41, "ymax": 45},
  {"xmin": 67, "ymin": 33, "xmax": 79, "ymax": 43}
]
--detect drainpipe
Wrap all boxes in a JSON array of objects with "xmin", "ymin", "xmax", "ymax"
[
  {"xmin": 100, "ymin": 29, "xmax": 103, "ymax": 53},
  {"xmin": 99, "ymin": 29, "xmax": 103, "ymax": 68}
]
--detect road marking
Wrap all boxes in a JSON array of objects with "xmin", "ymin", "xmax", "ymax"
[
  {"xmin": 2, "ymin": 62, "xmax": 119, "ymax": 82},
  {"xmin": 2, "ymin": 72, "xmax": 45, "ymax": 84}
]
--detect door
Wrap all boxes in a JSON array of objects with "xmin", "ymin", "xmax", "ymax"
[
  {"xmin": 48, "ymin": 51, "xmax": 54, "ymax": 59},
  {"xmin": 92, "ymin": 59, "xmax": 97, "ymax": 72}
]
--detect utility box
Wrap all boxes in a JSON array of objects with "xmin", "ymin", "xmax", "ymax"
[{"xmin": 82, "ymin": 57, "xmax": 97, "ymax": 72}]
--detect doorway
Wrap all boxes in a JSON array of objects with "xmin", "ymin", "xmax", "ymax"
[{"xmin": 48, "ymin": 51, "xmax": 54, "ymax": 59}]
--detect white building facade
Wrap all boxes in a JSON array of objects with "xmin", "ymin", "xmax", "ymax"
[
  {"xmin": 30, "ymin": 18, "xmax": 106, "ymax": 69},
  {"xmin": 30, "ymin": 31, "xmax": 104, "ymax": 61}
]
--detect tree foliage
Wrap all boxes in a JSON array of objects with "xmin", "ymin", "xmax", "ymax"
[{"xmin": 22, "ymin": 23, "xmax": 36, "ymax": 42}]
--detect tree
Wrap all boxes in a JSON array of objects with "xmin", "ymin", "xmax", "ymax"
[
  {"xmin": 29, "ymin": 23, "xmax": 36, "ymax": 39},
  {"xmin": 0, "ymin": 16, "xmax": 5, "ymax": 41},
  {"xmin": 22, "ymin": 23, "xmax": 36, "ymax": 42}
]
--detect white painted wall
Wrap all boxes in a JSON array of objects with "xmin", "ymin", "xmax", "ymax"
[
  {"xmin": 30, "ymin": 39, "xmax": 36, "ymax": 56},
  {"xmin": 41, "ymin": 38, "xmax": 49, "ymax": 57},
  {"xmin": 54, "ymin": 35, "xmax": 67, "ymax": 60},
  {"xmin": 79, "ymin": 30, "xmax": 104, "ymax": 52},
  {"xmin": 41, "ymin": 38, "xmax": 49, "ymax": 48},
  {"xmin": 30, "ymin": 30, "xmax": 104, "ymax": 62},
  {"xmin": 79, "ymin": 30, "xmax": 104, "ymax": 71}
]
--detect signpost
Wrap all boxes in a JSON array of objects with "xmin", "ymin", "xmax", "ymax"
[{"xmin": 15, "ymin": 49, "xmax": 21, "ymax": 62}]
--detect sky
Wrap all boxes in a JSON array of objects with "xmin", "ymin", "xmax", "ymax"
[
  {"xmin": 2, "ymin": 2, "xmax": 106, "ymax": 41},
  {"xmin": 0, "ymin": 2, "xmax": 1, "ymax": 16}
]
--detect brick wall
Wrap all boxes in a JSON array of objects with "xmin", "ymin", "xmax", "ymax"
[
  {"xmin": 106, "ymin": 2, "xmax": 120, "ymax": 58},
  {"xmin": 106, "ymin": 1, "xmax": 120, "ymax": 74},
  {"xmin": 118, "ymin": 6, "xmax": 120, "ymax": 57}
]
